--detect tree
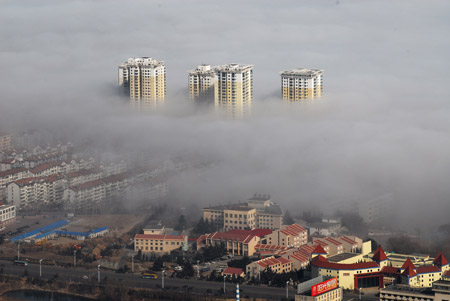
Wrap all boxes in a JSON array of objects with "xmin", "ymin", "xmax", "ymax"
[
  {"xmin": 152, "ymin": 257, "xmax": 164, "ymax": 271},
  {"xmin": 175, "ymin": 215, "xmax": 187, "ymax": 231},
  {"xmin": 283, "ymin": 212, "xmax": 295, "ymax": 225},
  {"xmin": 182, "ymin": 260, "xmax": 194, "ymax": 278}
]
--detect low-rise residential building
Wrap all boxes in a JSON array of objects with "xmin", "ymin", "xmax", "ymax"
[
  {"xmin": 202, "ymin": 194, "xmax": 283, "ymax": 231},
  {"xmin": 265, "ymin": 224, "xmax": 308, "ymax": 248},
  {"xmin": 246, "ymin": 256, "xmax": 293, "ymax": 278},
  {"xmin": 197, "ymin": 229, "xmax": 270, "ymax": 256},
  {"xmin": 222, "ymin": 267, "xmax": 245, "ymax": 278},
  {"xmin": 0, "ymin": 204, "xmax": 16, "ymax": 228},
  {"xmin": 0, "ymin": 167, "xmax": 30, "ymax": 199},
  {"xmin": 134, "ymin": 234, "xmax": 187, "ymax": 254},
  {"xmin": 313, "ymin": 237, "xmax": 344, "ymax": 256}
]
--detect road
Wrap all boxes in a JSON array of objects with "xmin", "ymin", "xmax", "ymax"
[{"xmin": 0, "ymin": 259, "xmax": 297, "ymax": 300}]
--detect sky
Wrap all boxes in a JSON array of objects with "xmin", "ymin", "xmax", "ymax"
[{"xmin": 1, "ymin": 0, "xmax": 450, "ymax": 232}]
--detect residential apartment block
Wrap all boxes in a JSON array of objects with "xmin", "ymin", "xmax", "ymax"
[
  {"xmin": 0, "ymin": 204, "xmax": 16, "ymax": 228},
  {"xmin": 202, "ymin": 194, "xmax": 283, "ymax": 231},
  {"xmin": 0, "ymin": 168, "xmax": 30, "ymax": 200},
  {"xmin": 7, "ymin": 174, "xmax": 66, "ymax": 209},
  {"xmin": 134, "ymin": 233, "xmax": 187, "ymax": 255},
  {"xmin": 214, "ymin": 63, "xmax": 253, "ymax": 119},
  {"xmin": 0, "ymin": 133, "xmax": 13, "ymax": 152},
  {"xmin": 119, "ymin": 57, "xmax": 166, "ymax": 111},
  {"xmin": 188, "ymin": 64, "xmax": 215, "ymax": 102},
  {"xmin": 281, "ymin": 68, "xmax": 323, "ymax": 101}
]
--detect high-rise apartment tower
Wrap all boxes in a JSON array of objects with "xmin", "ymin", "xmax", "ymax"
[
  {"xmin": 118, "ymin": 57, "xmax": 166, "ymax": 111},
  {"xmin": 188, "ymin": 64, "xmax": 215, "ymax": 103},
  {"xmin": 214, "ymin": 64, "xmax": 253, "ymax": 119},
  {"xmin": 281, "ymin": 68, "xmax": 323, "ymax": 101}
]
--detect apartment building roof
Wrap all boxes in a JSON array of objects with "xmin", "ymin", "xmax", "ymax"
[
  {"xmin": 13, "ymin": 174, "xmax": 63, "ymax": 186},
  {"xmin": 255, "ymin": 244, "xmax": 290, "ymax": 252},
  {"xmin": 280, "ymin": 224, "xmax": 307, "ymax": 236},
  {"xmin": 324, "ymin": 237, "xmax": 343, "ymax": 246},
  {"xmin": 281, "ymin": 68, "xmax": 323, "ymax": 77},
  {"xmin": 227, "ymin": 229, "xmax": 272, "ymax": 237},
  {"xmin": 312, "ymin": 255, "xmax": 379, "ymax": 271},
  {"xmin": 29, "ymin": 161, "xmax": 62, "ymax": 174},
  {"xmin": 135, "ymin": 234, "xmax": 184, "ymax": 240},
  {"xmin": 70, "ymin": 179, "xmax": 104, "ymax": 191},
  {"xmin": 312, "ymin": 245, "xmax": 328, "ymax": 255},
  {"xmin": 256, "ymin": 256, "xmax": 292, "ymax": 269},
  {"xmin": 214, "ymin": 63, "xmax": 253, "ymax": 73},
  {"xmin": 202, "ymin": 230, "xmax": 259, "ymax": 244},
  {"xmin": 66, "ymin": 169, "xmax": 99, "ymax": 179},
  {"xmin": 0, "ymin": 167, "xmax": 27, "ymax": 177},
  {"xmin": 24, "ymin": 151, "xmax": 63, "ymax": 163},
  {"xmin": 339, "ymin": 236, "xmax": 358, "ymax": 245}
]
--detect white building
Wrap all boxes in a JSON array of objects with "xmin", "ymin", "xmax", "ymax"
[{"xmin": 0, "ymin": 204, "xmax": 16, "ymax": 228}]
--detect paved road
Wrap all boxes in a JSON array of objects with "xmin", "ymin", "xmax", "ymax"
[{"xmin": 0, "ymin": 260, "xmax": 297, "ymax": 300}]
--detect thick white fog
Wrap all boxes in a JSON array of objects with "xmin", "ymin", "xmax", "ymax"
[{"xmin": 1, "ymin": 0, "xmax": 450, "ymax": 232}]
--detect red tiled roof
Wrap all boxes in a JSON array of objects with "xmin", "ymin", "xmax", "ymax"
[
  {"xmin": 381, "ymin": 266, "xmax": 400, "ymax": 274},
  {"xmin": 255, "ymin": 244, "xmax": 289, "ymax": 252},
  {"xmin": 402, "ymin": 266, "xmax": 417, "ymax": 277},
  {"xmin": 206, "ymin": 230, "xmax": 258, "ymax": 244},
  {"xmin": 444, "ymin": 270, "xmax": 450, "ymax": 277},
  {"xmin": 250, "ymin": 229, "xmax": 273, "ymax": 237},
  {"xmin": 314, "ymin": 239, "xmax": 329, "ymax": 247},
  {"xmin": 280, "ymin": 224, "xmax": 307, "ymax": 236},
  {"xmin": 256, "ymin": 257, "xmax": 290, "ymax": 269},
  {"xmin": 223, "ymin": 267, "xmax": 244, "ymax": 275},
  {"xmin": 0, "ymin": 167, "xmax": 27, "ymax": 177},
  {"xmin": 339, "ymin": 236, "xmax": 357, "ymax": 245},
  {"xmin": 312, "ymin": 256, "xmax": 379, "ymax": 270},
  {"xmin": 325, "ymin": 237, "xmax": 343, "ymax": 246},
  {"xmin": 312, "ymin": 244, "xmax": 327, "ymax": 254},
  {"xmin": 401, "ymin": 258, "xmax": 416, "ymax": 270},
  {"xmin": 278, "ymin": 257, "xmax": 292, "ymax": 265},
  {"xmin": 416, "ymin": 266, "xmax": 441, "ymax": 274},
  {"xmin": 433, "ymin": 252, "xmax": 449, "ymax": 267},
  {"xmin": 29, "ymin": 161, "xmax": 62, "ymax": 174},
  {"xmin": 135, "ymin": 234, "xmax": 184, "ymax": 240},
  {"xmin": 70, "ymin": 179, "xmax": 104, "ymax": 191},
  {"xmin": 373, "ymin": 246, "xmax": 388, "ymax": 262}
]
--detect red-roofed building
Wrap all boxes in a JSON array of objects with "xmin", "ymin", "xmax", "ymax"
[
  {"xmin": 0, "ymin": 167, "xmax": 30, "ymax": 199},
  {"xmin": 134, "ymin": 233, "xmax": 187, "ymax": 255},
  {"xmin": 312, "ymin": 244, "xmax": 328, "ymax": 257},
  {"xmin": 222, "ymin": 267, "xmax": 245, "ymax": 278},
  {"xmin": 311, "ymin": 255, "xmax": 381, "ymax": 290},
  {"xmin": 246, "ymin": 256, "xmax": 293, "ymax": 278},
  {"xmin": 434, "ymin": 252, "xmax": 449, "ymax": 271},
  {"xmin": 196, "ymin": 229, "xmax": 260, "ymax": 256},
  {"xmin": 336, "ymin": 236, "xmax": 361, "ymax": 253},
  {"xmin": 265, "ymin": 223, "xmax": 308, "ymax": 248},
  {"xmin": 372, "ymin": 246, "xmax": 388, "ymax": 267}
]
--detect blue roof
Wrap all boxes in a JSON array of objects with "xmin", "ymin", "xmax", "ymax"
[
  {"xmin": 35, "ymin": 230, "xmax": 57, "ymax": 240},
  {"xmin": 91, "ymin": 227, "xmax": 108, "ymax": 234},
  {"xmin": 11, "ymin": 220, "xmax": 69, "ymax": 242},
  {"xmin": 57, "ymin": 230, "xmax": 90, "ymax": 237}
]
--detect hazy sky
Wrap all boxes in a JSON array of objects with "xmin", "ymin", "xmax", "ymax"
[{"xmin": 1, "ymin": 0, "xmax": 450, "ymax": 231}]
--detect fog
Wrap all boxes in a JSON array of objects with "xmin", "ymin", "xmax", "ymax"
[{"xmin": 1, "ymin": 0, "xmax": 450, "ymax": 233}]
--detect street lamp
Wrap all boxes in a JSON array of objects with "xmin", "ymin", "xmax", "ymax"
[
  {"xmin": 97, "ymin": 265, "xmax": 101, "ymax": 283},
  {"xmin": 197, "ymin": 260, "xmax": 200, "ymax": 279},
  {"xmin": 39, "ymin": 259, "xmax": 43, "ymax": 277},
  {"xmin": 73, "ymin": 250, "xmax": 77, "ymax": 268},
  {"xmin": 162, "ymin": 270, "xmax": 165, "ymax": 289},
  {"xmin": 286, "ymin": 280, "xmax": 290, "ymax": 299},
  {"xmin": 17, "ymin": 241, "xmax": 20, "ymax": 261},
  {"xmin": 131, "ymin": 253, "xmax": 135, "ymax": 273},
  {"xmin": 223, "ymin": 275, "xmax": 227, "ymax": 294}
]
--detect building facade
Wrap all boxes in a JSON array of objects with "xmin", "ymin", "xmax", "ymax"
[
  {"xmin": 134, "ymin": 234, "xmax": 187, "ymax": 254},
  {"xmin": 281, "ymin": 68, "xmax": 323, "ymax": 101},
  {"xmin": 119, "ymin": 57, "xmax": 166, "ymax": 111},
  {"xmin": 265, "ymin": 224, "xmax": 308, "ymax": 248},
  {"xmin": 0, "ymin": 204, "xmax": 16, "ymax": 228},
  {"xmin": 188, "ymin": 64, "xmax": 215, "ymax": 102},
  {"xmin": 214, "ymin": 63, "xmax": 253, "ymax": 119}
]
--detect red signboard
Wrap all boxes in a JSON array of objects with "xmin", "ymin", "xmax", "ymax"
[{"xmin": 311, "ymin": 277, "xmax": 338, "ymax": 296}]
